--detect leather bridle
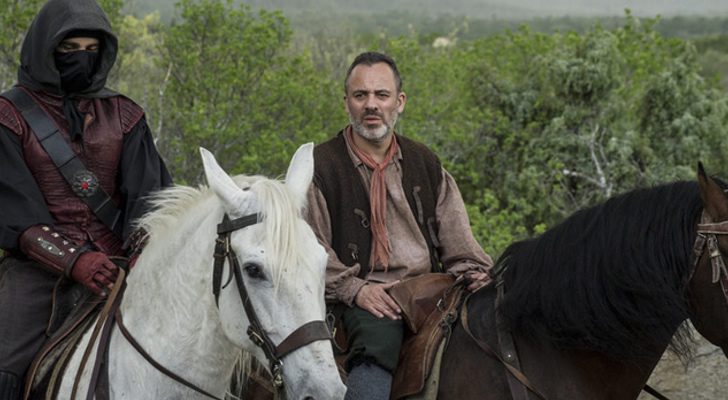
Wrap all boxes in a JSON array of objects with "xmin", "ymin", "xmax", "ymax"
[
  {"xmin": 691, "ymin": 211, "xmax": 728, "ymax": 305},
  {"xmin": 212, "ymin": 213, "xmax": 333, "ymax": 397},
  {"xmin": 111, "ymin": 213, "xmax": 332, "ymax": 400},
  {"xmin": 635, "ymin": 212, "xmax": 728, "ymax": 400}
]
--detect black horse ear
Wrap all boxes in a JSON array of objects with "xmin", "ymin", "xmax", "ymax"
[
  {"xmin": 697, "ymin": 162, "xmax": 706, "ymax": 178},
  {"xmin": 697, "ymin": 162, "xmax": 728, "ymax": 220}
]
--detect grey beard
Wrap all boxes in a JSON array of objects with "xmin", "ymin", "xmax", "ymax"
[{"xmin": 349, "ymin": 112, "xmax": 399, "ymax": 142}]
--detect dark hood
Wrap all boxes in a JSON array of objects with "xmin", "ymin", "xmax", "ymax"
[{"xmin": 18, "ymin": 0, "xmax": 118, "ymax": 97}]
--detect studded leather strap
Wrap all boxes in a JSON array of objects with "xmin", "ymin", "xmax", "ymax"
[{"xmin": 18, "ymin": 225, "xmax": 86, "ymax": 276}]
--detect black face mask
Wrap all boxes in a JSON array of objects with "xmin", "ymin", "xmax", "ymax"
[{"xmin": 54, "ymin": 51, "xmax": 99, "ymax": 94}]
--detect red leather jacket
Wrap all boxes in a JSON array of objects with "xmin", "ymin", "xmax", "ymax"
[{"xmin": 0, "ymin": 88, "xmax": 144, "ymax": 256}]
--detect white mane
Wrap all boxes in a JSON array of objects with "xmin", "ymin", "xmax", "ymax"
[{"xmin": 135, "ymin": 174, "xmax": 312, "ymax": 286}]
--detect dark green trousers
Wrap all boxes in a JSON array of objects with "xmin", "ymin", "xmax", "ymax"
[{"xmin": 341, "ymin": 306, "xmax": 404, "ymax": 373}]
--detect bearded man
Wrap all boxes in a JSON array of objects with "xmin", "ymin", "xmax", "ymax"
[{"xmin": 305, "ymin": 51, "xmax": 493, "ymax": 400}]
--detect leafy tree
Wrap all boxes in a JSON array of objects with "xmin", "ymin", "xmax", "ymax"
[
  {"xmin": 458, "ymin": 16, "xmax": 728, "ymax": 253},
  {"xmin": 107, "ymin": 12, "xmax": 167, "ymax": 134},
  {"xmin": 0, "ymin": 0, "xmax": 44, "ymax": 90},
  {"xmin": 160, "ymin": 0, "xmax": 340, "ymax": 181}
]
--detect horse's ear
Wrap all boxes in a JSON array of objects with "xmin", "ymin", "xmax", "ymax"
[
  {"xmin": 697, "ymin": 162, "xmax": 728, "ymax": 220},
  {"xmin": 284, "ymin": 142, "xmax": 314, "ymax": 209},
  {"xmin": 200, "ymin": 147, "xmax": 247, "ymax": 215}
]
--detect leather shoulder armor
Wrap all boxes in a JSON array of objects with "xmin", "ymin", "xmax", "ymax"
[
  {"xmin": 117, "ymin": 96, "xmax": 145, "ymax": 134},
  {"xmin": 0, "ymin": 97, "xmax": 24, "ymax": 135}
]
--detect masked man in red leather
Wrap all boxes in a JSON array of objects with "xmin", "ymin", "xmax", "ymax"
[{"xmin": 0, "ymin": 0, "xmax": 172, "ymax": 397}]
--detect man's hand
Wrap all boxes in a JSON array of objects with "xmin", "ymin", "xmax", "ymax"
[
  {"xmin": 464, "ymin": 270, "xmax": 492, "ymax": 291},
  {"xmin": 70, "ymin": 251, "xmax": 119, "ymax": 296},
  {"xmin": 354, "ymin": 281, "xmax": 402, "ymax": 320}
]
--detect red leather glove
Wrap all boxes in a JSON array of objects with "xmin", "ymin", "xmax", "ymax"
[{"xmin": 70, "ymin": 251, "xmax": 119, "ymax": 296}]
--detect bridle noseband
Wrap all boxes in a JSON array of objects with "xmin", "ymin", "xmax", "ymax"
[
  {"xmin": 212, "ymin": 213, "xmax": 333, "ymax": 394},
  {"xmin": 692, "ymin": 211, "xmax": 728, "ymax": 303}
]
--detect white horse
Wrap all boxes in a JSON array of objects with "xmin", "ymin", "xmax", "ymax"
[{"xmin": 53, "ymin": 143, "xmax": 345, "ymax": 399}]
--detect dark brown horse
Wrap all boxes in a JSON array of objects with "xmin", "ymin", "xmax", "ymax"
[{"xmin": 438, "ymin": 166, "xmax": 728, "ymax": 399}]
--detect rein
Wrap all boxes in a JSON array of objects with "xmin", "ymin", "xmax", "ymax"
[
  {"xmin": 71, "ymin": 267, "xmax": 127, "ymax": 400},
  {"xmin": 115, "ymin": 309, "xmax": 224, "ymax": 400},
  {"xmin": 212, "ymin": 213, "xmax": 332, "ymax": 396},
  {"xmin": 460, "ymin": 281, "xmax": 548, "ymax": 400}
]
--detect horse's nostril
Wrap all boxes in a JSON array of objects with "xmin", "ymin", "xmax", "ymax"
[{"xmin": 303, "ymin": 397, "xmax": 314, "ymax": 400}]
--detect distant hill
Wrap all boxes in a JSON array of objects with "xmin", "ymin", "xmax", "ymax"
[{"xmin": 125, "ymin": 0, "xmax": 728, "ymax": 21}]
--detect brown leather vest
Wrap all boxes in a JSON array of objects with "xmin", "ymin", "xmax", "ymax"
[
  {"xmin": 0, "ymin": 88, "xmax": 144, "ymax": 255},
  {"xmin": 313, "ymin": 131, "xmax": 443, "ymax": 274}
]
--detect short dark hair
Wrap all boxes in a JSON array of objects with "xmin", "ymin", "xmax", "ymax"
[{"xmin": 344, "ymin": 51, "xmax": 402, "ymax": 93}]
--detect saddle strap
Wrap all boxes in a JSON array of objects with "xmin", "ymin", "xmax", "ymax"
[
  {"xmin": 460, "ymin": 292, "xmax": 548, "ymax": 400},
  {"xmin": 70, "ymin": 268, "xmax": 127, "ymax": 399},
  {"xmin": 115, "ymin": 309, "xmax": 223, "ymax": 400},
  {"xmin": 45, "ymin": 317, "xmax": 95, "ymax": 399},
  {"xmin": 87, "ymin": 273, "xmax": 127, "ymax": 400},
  {"xmin": 494, "ymin": 283, "xmax": 542, "ymax": 400}
]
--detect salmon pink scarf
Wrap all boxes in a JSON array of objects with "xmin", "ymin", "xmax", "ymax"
[{"xmin": 347, "ymin": 127, "xmax": 399, "ymax": 271}]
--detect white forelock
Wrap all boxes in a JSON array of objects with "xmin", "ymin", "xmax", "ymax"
[{"xmin": 135, "ymin": 174, "xmax": 317, "ymax": 288}]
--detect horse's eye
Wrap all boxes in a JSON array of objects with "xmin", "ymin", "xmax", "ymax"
[{"xmin": 243, "ymin": 262, "xmax": 264, "ymax": 280}]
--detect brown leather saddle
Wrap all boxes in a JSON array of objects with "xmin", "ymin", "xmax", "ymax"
[{"xmin": 388, "ymin": 273, "xmax": 463, "ymax": 400}]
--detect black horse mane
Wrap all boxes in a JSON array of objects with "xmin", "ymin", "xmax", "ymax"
[{"xmin": 496, "ymin": 180, "xmax": 706, "ymax": 360}]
